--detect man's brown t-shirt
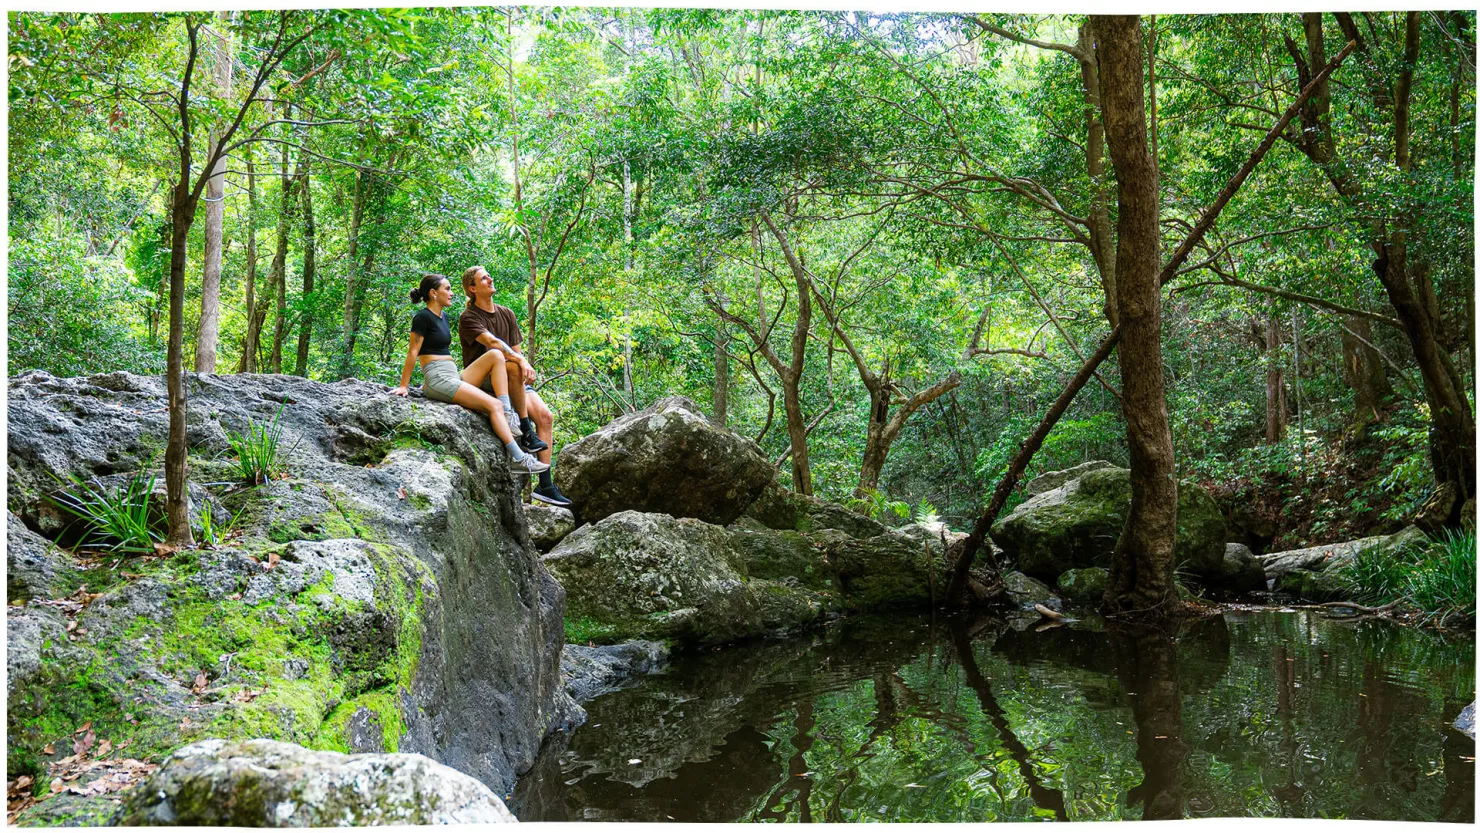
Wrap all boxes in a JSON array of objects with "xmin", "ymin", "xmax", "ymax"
[{"xmin": 458, "ymin": 302, "xmax": 523, "ymax": 367}]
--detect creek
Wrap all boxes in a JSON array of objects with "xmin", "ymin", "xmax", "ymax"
[{"xmin": 512, "ymin": 610, "xmax": 1474, "ymax": 822}]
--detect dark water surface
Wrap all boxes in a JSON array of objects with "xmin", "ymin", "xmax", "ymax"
[{"xmin": 511, "ymin": 611, "xmax": 1475, "ymax": 822}]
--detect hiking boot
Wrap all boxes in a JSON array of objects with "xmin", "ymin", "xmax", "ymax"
[
  {"xmin": 531, "ymin": 484, "xmax": 573, "ymax": 508},
  {"xmin": 519, "ymin": 423, "xmax": 549, "ymax": 454},
  {"xmin": 508, "ymin": 453, "xmax": 550, "ymax": 475}
]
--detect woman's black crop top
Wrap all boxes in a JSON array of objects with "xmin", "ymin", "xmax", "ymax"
[{"xmin": 410, "ymin": 308, "xmax": 453, "ymax": 356}]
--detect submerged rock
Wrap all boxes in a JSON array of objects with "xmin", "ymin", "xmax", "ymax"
[
  {"xmin": 561, "ymin": 641, "xmax": 670, "ymax": 704},
  {"xmin": 555, "ymin": 397, "xmax": 774, "ymax": 526},
  {"xmin": 991, "ymin": 467, "xmax": 1227, "ymax": 584},
  {"xmin": 1455, "ymin": 702, "xmax": 1476, "ymax": 739},
  {"xmin": 1056, "ymin": 567, "xmax": 1108, "ymax": 602},
  {"xmin": 6, "ymin": 370, "xmax": 575, "ymax": 800},
  {"xmin": 114, "ymin": 739, "xmax": 516, "ymax": 825},
  {"xmin": 1003, "ymin": 571, "xmax": 1056, "ymax": 607}
]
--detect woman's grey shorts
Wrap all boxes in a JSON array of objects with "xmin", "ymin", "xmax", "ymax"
[{"xmin": 422, "ymin": 359, "xmax": 464, "ymax": 403}]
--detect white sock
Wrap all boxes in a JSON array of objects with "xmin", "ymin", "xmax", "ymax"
[
  {"xmin": 498, "ymin": 394, "xmax": 513, "ymax": 410},
  {"xmin": 505, "ymin": 441, "xmax": 525, "ymax": 461}
]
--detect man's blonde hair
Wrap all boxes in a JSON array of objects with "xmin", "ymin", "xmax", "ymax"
[{"xmin": 461, "ymin": 266, "xmax": 486, "ymax": 300}]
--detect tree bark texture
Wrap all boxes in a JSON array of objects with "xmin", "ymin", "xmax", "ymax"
[
  {"xmin": 166, "ymin": 182, "xmax": 198, "ymax": 548},
  {"xmin": 1078, "ymin": 20, "xmax": 1119, "ymax": 328},
  {"xmin": 713, "ymin": 319, "xmax": 729, "ymax": 426},
  {"xmin": 294, "ymin": 166, "xmax": 316, "ymax": 377},
  {"xmin": 267, "ymin": 149, "xmax": 303, "ymax": 374},
  {"xmin": 1264, "ymin": 307, "xmax": 1288, "ymax": 443},
  {"xmin": 236, "ymin": 154, "xmax": 260, "ymax": 373},
  {"xmin": 1095, "ymin": 14, "xmax": 1179, "ymax": 617},
  {"xmin": 1340, "ymin": 314, "xmax": 1390, "ymax": 425},
  {"xmin": 338, "ymin": 168, "xmax": 372, "ymax": 379},
  {"xmin": 193, "ymin": 16, "xmax": 232, "ymax": 374}
]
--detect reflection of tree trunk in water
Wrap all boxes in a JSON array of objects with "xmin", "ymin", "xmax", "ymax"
[
  {"xmin": 947, "ymin": 622, "xmax": 1068, "ymax": 820},
  {"xmin": 1270, "ymin": 644, "xmax": 1306, "ymax": 810},
  {"xmin": 1353, "ymin": 659, "xmax": 1398, "ymax": 799},
  {"xmin": 823, "ymin": 673, "xmax": 912, "ymax": 822},
  {"xmin": 757, "ymin": 701, "xmax": 815, "ymax": 822},
  {"xmin": 1110, "ymin": 625, "xmax": 1187, "ymax": 820}
]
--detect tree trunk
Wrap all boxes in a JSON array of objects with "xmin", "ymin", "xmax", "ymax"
[
  {"xmin": 237, "ymin": 154, "xmax": 261, "ymax": 373},
  {"xmin": 781, "ymin": 372, "xmax": 812, "ymax": 496},
  {"xmin": 1264, "ymin": 306, "xmax": 1288, "ymax": 442},
  {"xmin": 294, "ymin": 164, "xmax": 315, "ymax": 377},
  {"xmin": 713, "ymin": 319, "xmax": 729, "ymax": 426},
  {"xmin": 1096, "ymin": 14, "xmax": 1179, "ymax": 617},
  {"xmin": 1079, "ymin": 20, "xmax": 1119, "ymax": 328},
  {"xmin": 856, "ymin": 390, "xmax": 891, "ymax": 496},
  {"xmin": 266, "ymin": 149, "xmax": 302, "ymax": 374},
  {"xmin": 1340, "ymin": 314, "xmax": 1390, "ymax": 426},
  {"xmin": 193, "ymin": 15, "xmax": 232, "ymax": 374},
  {"xmin": 166, "ymin": 180, "xmax": 198, "ymax": 549},
  {"xmin": 338, "ymin": 169, "xmax": 371, "ymax": 379}
]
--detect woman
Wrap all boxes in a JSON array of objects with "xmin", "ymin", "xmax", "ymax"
[{"xmin": 392, "ymin": 274, "xmax": 548, "ymax": 474}]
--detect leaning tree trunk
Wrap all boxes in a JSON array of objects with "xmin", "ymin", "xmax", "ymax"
[
  {"xmin": 1096, "ymin": 14, "xmax": 1179, "ymax": 617},
  {"xmin": 294, "ymin": 162, "xmax": 316, "ymax": 377},
  {"xmin": 856, "ymin": 393, "xmax": 891, "ymax": 496}
]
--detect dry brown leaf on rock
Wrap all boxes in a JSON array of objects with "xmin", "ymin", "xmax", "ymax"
[{"xmin": 191, "ymin": 671, "xmax": 208, "ymax": 694}]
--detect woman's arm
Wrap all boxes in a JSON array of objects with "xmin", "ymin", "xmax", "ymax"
[{"xmin": 392, "ymin": 333, "xmax": 424, "ymax": 396}]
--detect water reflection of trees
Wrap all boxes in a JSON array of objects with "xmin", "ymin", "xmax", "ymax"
[{"xmin": 513, "ymin": 611, "xmax": 1470, "ymax": 823}]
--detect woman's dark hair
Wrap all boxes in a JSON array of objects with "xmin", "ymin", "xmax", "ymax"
[{"xmin": 409, "ymin": 274, "xmax": 448, "ymax": 305}]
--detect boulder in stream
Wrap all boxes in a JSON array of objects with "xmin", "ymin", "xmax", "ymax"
[
  {"xmin": 554, "ymin": 397, "xmax": 774, "ymax": 526},
  {"xmin": 114, "ymin": 739, "xmax": 516, "ymax": 825},
  {"xmin": 991, "ymin": 466, "xmax": 1228, "ymax": 584}
]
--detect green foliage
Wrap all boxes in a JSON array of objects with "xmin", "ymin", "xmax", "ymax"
[
  {"xmin": 1343, "ymin": 529, "xmax": 1476, "ymax": 625},
  {"xmin": 48, "ymin": 462, "xmax": 161, "ymax": 554},
  {"xmin": 847, "ymin": 488, "xmax": 911, "ymax": 525},
  {"xmin": 226, "ymin": 405, "xmax": 294, "ymax": 485}
]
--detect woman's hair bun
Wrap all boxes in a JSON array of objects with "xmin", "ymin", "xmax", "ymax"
[{"xmin": 409, "ymin": 288, "xmax": 424, "ymax": 304}]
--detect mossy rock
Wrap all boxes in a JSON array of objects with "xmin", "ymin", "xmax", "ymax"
[
  {"xmin": 1057, "ymin": 567, "xmax": 1109, "ymax": 602},
  {"xmin": 1275, "ymin": 568, "xmax": 1350, "ymax": 602},
  {"xmin": 992, "ymin": 467, "xmax": 1227, "ymax": 582}
]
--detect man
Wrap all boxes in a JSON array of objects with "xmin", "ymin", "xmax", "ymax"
[{"xmin": 458, "ymin": 266, "xmax": 572, "ymax": 507}]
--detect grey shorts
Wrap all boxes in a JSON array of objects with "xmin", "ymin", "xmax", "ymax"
[{"xmin": 422, "ymin": 359, "xmax": 463, "ymax": 403}]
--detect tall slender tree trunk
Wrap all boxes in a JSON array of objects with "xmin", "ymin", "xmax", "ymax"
[
  {"xmin": 1340, "ymin": 314, "xmax": 1390, "ymax": 427},
  {"xmin": 713, "ymin": 319, "xmax": 729, "ymax": 426},
  {"xmin": 338, "ymin": 168, "xmax": 371, "ymax": 379},
  {"xmin": 781, "ymin": 372, "xmax": 812, "ymax": 496},
  {"xmin": 1264, "ymin": 306, "xmax": 1288, "ymax": 442},
  {"xmin": 237, "ymin": 154, "xmax": 261, "ymax": 373},
  {"xmin": 193, "ymin": 14, "xmax": 232, "ymax": 373},
  {"xmin": 166, "ymin": 180, "xmax": 199, "ymax": 548},
  {"xmin": 267, "ymin": 146, "xmax": 302, "ymax": 374},
  {"xmin": 621, "ymin": 158, "xmax": 635, "ymax": 404},
  {"xmin": 1096, "ymin": 14, "xmax": 1178, "ymax": 617},
  {"xmin": 1079, "ymin": 20, "xmax": 1118, "ymax": 328},
  {"xmin": 294, "ymin": 162, "xmax": 316, "ymax": 377}
]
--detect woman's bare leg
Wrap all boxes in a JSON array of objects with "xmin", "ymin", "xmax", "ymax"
[
  {"xmin": 452, "ymin": 382, "xmax": 515, "ymax": 446},
  {"xmin": 461, "ymin": 348, "xmax": 508, "ymax": 398}
]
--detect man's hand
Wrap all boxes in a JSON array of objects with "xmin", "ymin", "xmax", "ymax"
[
  {"xmin": 521, "ymin": 359, "xmax": 536, "ymax": 385},
  {"xmin": 391, "ymin": 385, "xmax": 409, "ymax": 397}
]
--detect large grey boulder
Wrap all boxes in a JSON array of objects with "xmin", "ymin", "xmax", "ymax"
[
  {"xmin": 1455, "ymin": 702, "xmax": 1476, "ymax": 739},
  {"xmin": 1025, "ymin": 460, "xmax": 1115, "ymax": 497},
  {"xmin": 1261, "ymin": 526, "xmax": 1429, "ymax": 581},
  {"xmin": 1003, "ymin": 571, "xmax": 1056, "ymax": 607},
  {"xmin": 525, "ymin": 503, "xmax": 576, "ymax": 552},
  {"xmin": 544, "ymin": 511, "xmax": 832, "ymax": 646},
  {"xmin": 114, "ymin": 739, "xmax": 516, "ymax": 825},
  {"xmin": 6, "ymin": 370, "xmax": 576, "ymax": 800},
  {"xmin": 743, "ymin": 480, "xmax": 888, "ymax": 539},
  {"xmin": 7, "ymin": 511, "xmax": 76, "ymax": 602},
  {"xmin": 554, "ymin": 397, "xmax": 774, "ymax": 526},
  {"xmin": 991, "ymin": 466, "xmax": 1228, "ymax": 583},
  {"xmin": 1205, "ymin": 543, "xmax": 1267, "ymax": 594}
]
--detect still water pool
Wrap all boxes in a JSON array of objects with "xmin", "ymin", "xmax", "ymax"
[{"xmin": 512, "ymin": 611, "xmax": 1474, "ymax": 822}]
